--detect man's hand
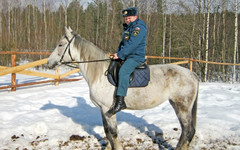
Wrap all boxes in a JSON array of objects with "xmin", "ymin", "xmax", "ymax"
[{"xmin": 113, "ymin": 53, "xmax": 119, "ymax": 59}]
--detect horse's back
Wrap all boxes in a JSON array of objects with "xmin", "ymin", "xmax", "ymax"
[
  {"xmin": 149, "ymin": 64, "xmax": 199, "ymax": 103},
  {"xmin": 125, "ymin": 64, "xmax": 198, "ymax": 110},
  {"xmin": 149, "ymin": 64, "xmax": 198, "ymax": 83}
]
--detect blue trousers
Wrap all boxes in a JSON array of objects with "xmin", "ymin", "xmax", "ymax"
[{"xmin": 117, "ymin": 59, "xmax": 142, "ymax": 97}]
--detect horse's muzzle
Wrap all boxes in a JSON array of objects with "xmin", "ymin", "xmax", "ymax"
[{"xmin": 47, "ymin": 60, "xmax": 58, "ymax": 69}]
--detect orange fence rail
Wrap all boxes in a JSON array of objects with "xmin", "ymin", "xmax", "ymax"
[
  {"xmin": 146, "ymin": 56, "xmax": 240, "ymax": 66},
  {"xmin": 0, "ymin": 51, "xmax": 239, "ymax": 91},
  {"xmin": 0, "ymin": 51, "xmax": 81, "ymax": 91}
]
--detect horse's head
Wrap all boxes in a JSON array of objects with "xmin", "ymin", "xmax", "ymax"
[{"xmin": 47, "ymin": 26, "xmax": 76, "ymax": 69}]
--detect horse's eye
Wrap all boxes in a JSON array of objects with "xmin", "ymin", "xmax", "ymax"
[{"xmin": 59, "ymin": 44, "xmax": 63, "ymax": 47}]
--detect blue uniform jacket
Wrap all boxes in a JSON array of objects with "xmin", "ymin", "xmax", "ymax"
[{"xmin": 117, "ymin": 18, "xmax": 147, "ymax": 63}]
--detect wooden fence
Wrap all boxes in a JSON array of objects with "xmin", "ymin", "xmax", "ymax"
[
  {"xmin": 0, "ymin": 51, "xmax": 81, "ymax": 91},
  {"xmin": 0, "ymin": 51, "xmax": 239, "ymax": 91}
]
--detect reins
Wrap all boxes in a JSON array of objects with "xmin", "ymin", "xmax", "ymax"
[
  {"xmin": 61, "ymin": 59, "xmax": 111, "ymax": 68},
  {"xmin": 59, "ymin": 34, "xmax": 111, "ymax": 68},
  {"xmin": 61, "ymin": 59, "xmax": 111, "ymax": 64}
]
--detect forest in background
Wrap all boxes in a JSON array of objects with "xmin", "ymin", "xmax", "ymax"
[{"xmin": 0, "ymin": 0, "xmax": 239, "ymax": 82}]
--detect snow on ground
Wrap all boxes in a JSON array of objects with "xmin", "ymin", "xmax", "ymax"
[{"xmin": 0, "ymin": 70, "xmax": 240, "ymax": 150}]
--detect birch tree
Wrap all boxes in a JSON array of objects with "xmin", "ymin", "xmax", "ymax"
[
  {"xmin": 43, "ymin": 0, "xmax": 47, "ymax": 51},
  {"xmin": 76, "ymin": 0, "xmax": 80, "ymax": 32},
  {"xmin": 33, "ymin": 0, "xmax": 38, "ymax": 50},
  {"xmin": 62, "ymin": 0, "xmax": 70, "ymax": 26},
  {"xmin": 104, "ymin": 1, "xmax": 109, "ymax": 50},
  {"xmin": 109, "ymin": 0, "xmax": 116, "ymax": 50},
  {"xmin": 193, "ymin": 0, "xmax": 204, "ymax": 80},
  {"xmin": 8, "ymin": 0, "xmax": 11, "ymax": 48},
  {"xmin": 209, "ymin": 0, "xmax": 219, "ymax": 80},
  {"xmin": 169, "ymin": 14, "xmax": 172, "ymax": 62},
  {"xmin": 27, "ymin": 3, "xmax": 31, "ymax": 49},
  {"xmin": 162, "ymin": 0, "xmax": 167, "ymax": 63},
  {"xmin": 190, "ymin": 12, "xmax": 196, "ymax": 59},
  {"xmin": 132, "ymin": 0, "xmax": 136, "ymax": 7},
  {"xmin": 0, "ymin": 1, "xmax": 2, "ymax": 49},
  {"xmin": 197, "ymin": 0, "xmax": 202, "ymax": 60},
  {"xmin": 222, "ymin": 0, "xmax": 227, "ymax": 82},
  {"xmin": 204, "ymin": 0, "xmax": 210, "ymax": 82},
  {"xmin": 233, "ymin": 0, "xmax": 238, "ymax": 82},
  {"xmin": 95, "ymin": 0, "xmax": 100, "ymax": 45},
  {"xmin": 213, "ymin": 0, "xmax": 219, "ymax": 61}
]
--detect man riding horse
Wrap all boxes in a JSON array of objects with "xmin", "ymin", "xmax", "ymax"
[
  {"xmin": 106, "ymin": 7, "xmax": 148, "ymax": 117},
  {"xmin": 47, "ymin": 7, "xmax": 198, "ymax": 150}
]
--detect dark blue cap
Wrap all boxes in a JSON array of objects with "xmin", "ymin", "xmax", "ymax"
[{"xmin": 122, "ymin": 7, "xmax": 138, "ymax": 17}]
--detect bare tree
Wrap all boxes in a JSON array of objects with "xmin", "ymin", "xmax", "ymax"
[
  {"xmin": 0, "ymin": 1, "xmax": 2, "ymax": 49},
  {"xmin": 202, "ymin": 0, "xmax": 206, "ymax": 58},
  {"xmin": 190, "ymin": 12, "xmax": 196, "ymax": 59},
  {"xmin": 204, "ymin": 0, "xmax": 210, "ymax": 82},
  {"xmin": 233, "ymin": 0, "xmax": 238, "ymax": 82},
  {"xmin": 196, "ymin": 0, "xmax": 205, "ymax": 64},
  {"xmin": 121, "ymin": 0, "xmax": 131, "ymax": 8},
  {"xmin": 132, "ymin": 0, "xmax": 136, "ymax": 7},
  {"xmin": 95, "ymin": 0, "xmax": 100, "ymax": 45},
  {"xmin": 169, "ymin": 13, "xmax": 172, "ymax": 62},
  {"xmin": 212, "ymin": 0, "xmax": 218, "ymax": 62},
  {"xmin": 27, "ymin": 1, "xmax": 31, "ymax": 49},
  {"xmin": 33, "ymin": 0, "xmax": 38, "ymax": 50},
  {"xmin": 76, "ymin": 0, "xmax": 80, "ymax": 32},
  {"xmin": 212, "ymin": 0, "xmax": 218, "ymax": 60},
  {"xmin": 109, "ymin": 0, "xmax": 116, "ymax": 50},
  {"xmin": 209, "ymin": 0, "xmax": 219, "ymax": 80},
  {"xmin": 62, "ymin": 0, "xmax": 70, "ymax": 26},
  {"xmin": 104, "ymin": 0, "xmax": 110, "ymax": 50},
  {"xmin": 43, "ymin": 0, "xmax": 47, "ymax": 51},
  {"xmin": 222, "ymin": 0, "xmax": 227, "ymax": 82},
  {"xmin": 8, "ymin": 0, "xmax": 11, "ymax": 47},
  {"xmin": 162, "ymin": 0, "xmax": 167, "ymax": 63}
]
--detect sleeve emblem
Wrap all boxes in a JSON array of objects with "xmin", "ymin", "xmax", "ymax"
[
  {"xmin": 133, "ymin": 27, "xmax": 140, "ymax": 36},
  {"xmin": 124, "ymin": 34, "xmax": 130, "ymax": 41}
]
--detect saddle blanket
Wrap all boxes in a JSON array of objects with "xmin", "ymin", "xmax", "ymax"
[{"xmin": 106, "ymin": 60, "xmax": 150, "ymax": 87}]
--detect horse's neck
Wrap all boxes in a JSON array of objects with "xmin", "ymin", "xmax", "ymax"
[{"xmin": 77, "ymin": 41, "xmax": 109, "ymax": 87}]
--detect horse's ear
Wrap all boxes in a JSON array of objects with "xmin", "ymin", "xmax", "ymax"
[
  {"xmin": 64, "ymin": 26, "xmax": 68, "ymax": 32},
  {"xmin": 65, "ymin": 26, "xmax": 72, "ymax": 38},
  {"xmin": 68, "ymin": 26, "xmax": 73, "ymax": 32}
]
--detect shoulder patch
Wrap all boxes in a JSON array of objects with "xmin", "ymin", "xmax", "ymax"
[{"xmin": 135, "ymin": 27, "xmax": 140, "ymax": 31}]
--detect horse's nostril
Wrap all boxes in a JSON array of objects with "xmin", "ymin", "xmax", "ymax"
[{"xmin": 47, "ymin": 61, "xmax": 55, "ymax": 69}]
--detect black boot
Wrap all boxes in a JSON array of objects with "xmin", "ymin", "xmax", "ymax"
[{"xmin": 106, "ymin": 96, "xmax": 126, "ymax": 117}]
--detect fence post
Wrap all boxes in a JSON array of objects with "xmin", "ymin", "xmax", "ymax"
[
  {"xmin": 189, "ymin": 59, "xmax": 193, "ymax": 71},
  {"xmin": 55, "ymin": 66, "xmax": 60, "ymax": 85},
  {"xmin": 11, "ymin": 52, "xmax": 16, "ymax": 91}
]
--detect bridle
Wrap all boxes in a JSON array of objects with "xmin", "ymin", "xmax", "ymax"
[
  {"xmin": 59, "ymin": 34, "xmax": 76, "ymax": 63},
  {"xmin": 59, "ymin": 34, "xmax": 111, "ymax": 68}
]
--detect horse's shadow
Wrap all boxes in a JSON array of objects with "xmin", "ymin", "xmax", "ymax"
[{"xmin": 41, "ymin": 97, "xmax": 173, "ymax": 149}]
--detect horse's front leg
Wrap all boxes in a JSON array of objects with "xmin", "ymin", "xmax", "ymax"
[{"xmin": 100, "ymin": 108, "xmax": 123, "ymax": 150}]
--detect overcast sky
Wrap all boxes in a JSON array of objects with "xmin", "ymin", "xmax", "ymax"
[
  {"xmin": 1, "ymin": 0, "xmax": 93, "ymax": 10},
  {"xmin": 1, "ymin": 0, "xmax": 239, "ymax": 13},
  {"xmin": 53, "ymin": 0, "xmax": 93, "ymax": 9}
]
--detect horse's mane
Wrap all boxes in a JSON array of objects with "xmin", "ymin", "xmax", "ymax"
[
  {"xmin": 72, "ymin": 33, "xmax": 109, "ymax": 84},
  {"xmin": 74, "ymin": 34, "xmax": 109, "ymax": 60}
]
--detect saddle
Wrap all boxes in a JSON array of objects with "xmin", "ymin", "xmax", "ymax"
[{"xmin": 106, "ymin": 59, "xmax": 150, "ymax": 87}]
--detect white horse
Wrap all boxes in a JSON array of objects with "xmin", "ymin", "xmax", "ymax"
[{"xmin": 47, "ymin": 27, "xmax": 199, "ymax": 150}]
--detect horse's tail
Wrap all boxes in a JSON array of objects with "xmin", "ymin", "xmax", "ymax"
[{"xmin": 192, "ymin": 82, "xmax": 199, "ymax": 128}]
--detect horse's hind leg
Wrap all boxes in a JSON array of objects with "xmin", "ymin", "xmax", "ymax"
[
  {"xmin": 100, "ymin": 109, "xmax": 123, "ymax": 150},
  {"xmin": 169, "ymin": 98, "xmax": 196, "ymax": 150}
]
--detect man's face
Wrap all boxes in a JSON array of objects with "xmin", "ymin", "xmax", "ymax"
[{"xmin": 124, "ymin": 16, "xmax": 137, "ymax": 25}]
